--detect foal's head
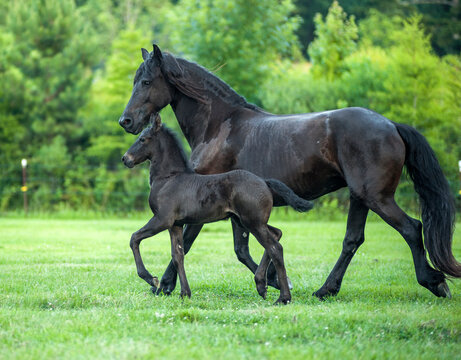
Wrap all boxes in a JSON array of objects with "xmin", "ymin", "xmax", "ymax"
[{"xmin": 122, "ymin": 114, "xmax": 162, "ymax": 168}]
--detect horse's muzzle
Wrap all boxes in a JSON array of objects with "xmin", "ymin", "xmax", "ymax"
[{"xmin": 119, "ymin": 115, "xmax": 136, "ymax": 133}]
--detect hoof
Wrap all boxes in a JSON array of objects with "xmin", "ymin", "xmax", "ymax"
[
  {"xmin": 180, "ymin": 291, "xmax": 191, "ymax": 299},
  {"xmin": 437, "ymin": 282, "xmax": 452, "ymax": 298},
  {"xmin": 312, "ymin": 288, "xmax": 338, "ymax": 301},
  {"xmin": 155, "ymin": 279, "xmax": 175, "ymax": 296},
  {"xmin": 274, "ymin": 297, "xmax": 291, "ymax": 305},
  {"xmin": 150, "ymin": 277, "xmax": 160, "ymax": 295},
  {"xmin": 258, "ymin": 288, "xmax": 267, "ymax": 300},
  {"xmin": 156, "ymin": 287, "xmax": 172, "ymax": 296}
]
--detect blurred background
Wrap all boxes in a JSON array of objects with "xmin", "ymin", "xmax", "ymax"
[{"xmin": 0, "ymin": 0, "xmax": 460, "ymax": 216}]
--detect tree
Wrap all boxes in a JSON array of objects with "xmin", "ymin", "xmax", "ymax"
[
  {"xmin": 0, "ymin": 0, "xmax": 102, "ymax": 210},
  {"xmin": 308, "ymin": 1, "xmax": 358, "ymax": 80},
  {"xmin": 169, "ymin": 0, "xmax": 301, "ymax": 102},
  {"xmin": 372, "ymin": 16, "xmax": 461, "ymax": 191}
]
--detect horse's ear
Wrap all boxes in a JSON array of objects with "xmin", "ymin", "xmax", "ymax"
[
  {"xmin": 152, "ymin": 44, "xmax": 163, "ymax": 65},
  {"xmin": 141, "ymin": 48, "xmax": 149, "ymax": 61}
]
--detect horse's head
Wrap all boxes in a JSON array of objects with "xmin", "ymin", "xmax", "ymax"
[
  {"xmin": 122, "ymin": 114, "xmax": 162, "ymax": 168},
  {"xmin": 119, "ymin": 45, "xmax": 173, "ymax": 134}
]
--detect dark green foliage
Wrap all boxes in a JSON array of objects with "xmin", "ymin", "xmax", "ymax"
[
  {"xmin": 308, "ymin": 1, "xmax": 358, "ymax": 80},
  {"xmin": 0, "ymin": 0, "xmax": 459, "ymax": 213},
  {"xmin": 169, "ymin": 0, "xmax": 301, "ymax": 102},
  {"xmin": 295, "ymin": 0, "xmax": 460, "ymax": 57}
]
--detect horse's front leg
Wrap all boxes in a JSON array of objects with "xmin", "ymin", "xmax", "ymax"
[
  {"xmin": 169, "ymin": 225, "xmax": 191, "ymax": 298},
  {"xmin": 156, "ymin": 224, "xmax": 203, "ymax": 295},
  {"xmin": 130, "ymin": 216, "xmax": 169, "ymax": 289}
]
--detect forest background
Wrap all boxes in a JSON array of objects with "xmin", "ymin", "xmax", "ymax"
[{"xmin": 0, "ymin": 0, "xmax": 460, "ymax": 215}]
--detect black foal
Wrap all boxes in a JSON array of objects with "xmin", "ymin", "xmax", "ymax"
[{"xmin": 122, "ymin": 115, "xmax": 313, "ymax": 304}]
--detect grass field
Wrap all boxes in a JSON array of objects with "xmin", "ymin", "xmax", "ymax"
[{"xmin": 1, "ymin": 215, "xmax": 460, "ymax": 359}]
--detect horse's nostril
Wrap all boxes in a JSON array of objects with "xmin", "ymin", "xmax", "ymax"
[
  {"xmin": 123, "ymin": 118, "xmax": 132, "ymax": 126},
  {"xmin": 122, "ymin": 156, "xmax": 126, "ymax": 162}
]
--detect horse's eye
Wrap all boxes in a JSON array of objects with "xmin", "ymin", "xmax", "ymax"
[
  {"xmin": 142, "ymin": 80, "xmax": 151, "ymax": 86},
  {"xmin": 140, "ymin": 137, "xmax": 146, "ymax": 143}
]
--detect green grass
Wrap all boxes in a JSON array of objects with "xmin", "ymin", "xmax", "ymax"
[{"xmin": 1, "ymin": 216, "xmax": 460, "ymax": 359}]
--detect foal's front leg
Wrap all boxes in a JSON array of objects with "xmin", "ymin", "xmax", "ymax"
[
  {"xmin": 156, "ymin": 224, "xmax": 203, "ymax": 295},
  {"xmin": 130, "ymin": 216, "xmax": 169, "ymax": 289},
  {"xmin": 169, "ymin": 225, "xmax": 191, "ymax": 298}
]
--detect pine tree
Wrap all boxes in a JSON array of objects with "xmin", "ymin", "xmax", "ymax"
[{"xmin": 308, "ymin": 1, "xmax": 358, "ymax": 80}]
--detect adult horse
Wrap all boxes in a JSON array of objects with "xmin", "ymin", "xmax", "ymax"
[{"xmin": 119, "ymin": 45, "xmax": 460, "ymax": 299}]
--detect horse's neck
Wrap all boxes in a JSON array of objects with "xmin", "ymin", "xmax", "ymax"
[{"xmin": 171, "ymin": 91, "xmax": 238, "ymax": 150}]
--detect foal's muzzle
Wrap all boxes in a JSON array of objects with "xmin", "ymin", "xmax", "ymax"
[{"xmin": 122, "ymin": 154, "xmax": 134, "ymax": 168}]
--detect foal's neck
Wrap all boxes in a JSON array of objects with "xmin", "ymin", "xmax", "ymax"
[{"xmin": 149, "ymin": 129, "xmax": 193, "ymax": 185}]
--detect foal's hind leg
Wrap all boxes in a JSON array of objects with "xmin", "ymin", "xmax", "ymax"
[
  {"xmin": 231, "ymin": 218, "xmax": 258, "ymax": 273},
  {"xmin": 232, "ymin": 219, "xmax": 291, "ymax": 291},
  {"xmin": 254, "ymin": 226, "xmax": 283, "ymax": 299},
  {"xmin": 251, "ymin": 225, "xmax": 291, "ymax": 304},
  {"xmin": 313, "ymin": 196, "xmax": 369, "ymax": 300},
  {"xmin": 369, "ymin": 196, "xmax": 450, "ymax": 298},
  {"xmin": 169, "ymin": 226, "xmax": 191, "ymax": 298}
]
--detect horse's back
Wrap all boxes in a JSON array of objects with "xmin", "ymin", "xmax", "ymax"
[{"xmin": 233, "ymin": 107, "xmax": 405, "ymax": 199}]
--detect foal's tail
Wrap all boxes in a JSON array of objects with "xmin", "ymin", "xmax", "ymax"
[
  {"xmin": 265, "ymin": 179, "xmax": 314, "ymax": 212},
  {"xmin": 394, "ymin": 122, "xmax": 461, "ymax": 278}
]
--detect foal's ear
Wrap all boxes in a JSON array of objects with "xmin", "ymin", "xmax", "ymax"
[
  {"xmin": 141, "ymin": 48, "xmax": 149, "ymax": 61},
  {"xmin": 153, "ymin": 113, "xmax": 162, "ymax": 133},
  {"xmin": 152, "ymin": 44, "xmax": 163, "ymax": 65}
]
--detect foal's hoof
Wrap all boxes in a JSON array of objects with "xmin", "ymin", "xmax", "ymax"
[
  {"xmin": 155, "ymin": 279, "xmax": 175, "ymax": 296},
  {"xmin": 257, "ymin": 287, "xmax": 267, "ymax": 300},
  {"xmin": 180, "ymin": 290, "xmax": 191, "ymax": 299},
  {"xmin": 274, "ymin": 297, "xmax": 291, "ymax": 305},
  {"xmin": 436, "ymin": 282, "xmax": 452, "ymax": 298},
  {"xmin": 150, "ymin": 277, "xmax": 160, "ymax": 295}
]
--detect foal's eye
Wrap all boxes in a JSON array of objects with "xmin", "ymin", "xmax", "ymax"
[
  {"xmin": 140, "ymin": 137, "xmax": 146, "ymax": 143},
  {"xmin": 142, "ymin": 80, "xmax": 151, "ymax": 86}
]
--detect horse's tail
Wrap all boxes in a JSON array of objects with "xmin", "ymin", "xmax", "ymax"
[
  {"xmin": 394, "ymin": 122, "xmax": 460, "ymax": 278},
  {"xmin": 265, "ymin": 179, "xmax": 314, "ymax": 212}
]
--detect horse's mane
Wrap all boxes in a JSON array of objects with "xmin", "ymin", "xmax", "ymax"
[{"xmin": 141, "ymin": 50, "xmax": 262, "ymax": 111}]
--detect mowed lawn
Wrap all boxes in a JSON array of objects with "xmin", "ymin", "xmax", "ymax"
[{"xmin": 1, "ymin": 215, "xmax": 460, "ymax": 359}]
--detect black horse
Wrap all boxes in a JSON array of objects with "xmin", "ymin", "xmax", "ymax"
[
  {"xmin": 119, "ymin": 45, "xmax": 460, "ymax": 299},
  {"xmin": 122, "ymin": 114, "xmax": 313, "ymax": 304}
]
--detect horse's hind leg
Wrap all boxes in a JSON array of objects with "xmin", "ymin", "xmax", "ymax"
[
  {"xmin": 368, "ymin": 196, "xmax": 450, "ymax": 298},
  {"xmin": 156, "ymin": 224, "xmax": 203, "ymax": 295},
  {"xmin": 313, "ymin": 196, "xmax": 369, "ymax": 300}
]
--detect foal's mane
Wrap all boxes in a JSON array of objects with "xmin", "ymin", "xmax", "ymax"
[
  {"xmin": 160, "ymin": 125, "xmax": 194, "ymax": 172},
  {"xmin": 140, "ymin": 50, "xmax": 262, "ymax": 111}
]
